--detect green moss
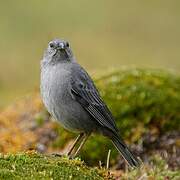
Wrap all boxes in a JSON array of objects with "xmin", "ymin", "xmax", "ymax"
[
  {"xmin": 97, "ymin": 69, "xmax": 180, "ymax": 134},
  {"xmin": 0, "ymin": 152, "xmax": 108, "ymax": 180},
  {"xmin": 0, "ymin": 153, "xmax": 178, "ymax": 180}
]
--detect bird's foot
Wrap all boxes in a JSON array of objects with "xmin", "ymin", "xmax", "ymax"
[
  {"xmin": 50, "ymin": 153, "xmax": 74, "ymax": 159},
  {"xmin": 68, "ymin": 155, "xmax": 74, "ymax": 160},
  {"xmin": 50, "ymin": 153, "xmax": 62, "ymax": 157}
]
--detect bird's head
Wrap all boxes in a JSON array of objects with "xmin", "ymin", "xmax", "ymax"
[{"xmin": 43, "ymin": 39, "xmax": 74, "ymax": 64}]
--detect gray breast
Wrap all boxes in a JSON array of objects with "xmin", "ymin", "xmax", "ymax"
[{"xmin": 40, "ymin": 63, "xmax": 96, "ymax": 133}]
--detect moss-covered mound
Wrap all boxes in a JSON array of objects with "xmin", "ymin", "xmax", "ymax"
[
  {"xmin": 0, "ymin": 152, "xmax": 109, "ymax": 180},
  {"xmin": 97, "ymin": 69, "xmax": 180, "ymax": 135},
  {"xmin": 0, "ymin": 152, "xmax": 179, "ymax": 179}
]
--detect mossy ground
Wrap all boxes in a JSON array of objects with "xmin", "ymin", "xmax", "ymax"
[
  {"xmin": 0, "ymin": 152, "xmax": 179, "ymax": 180},
  {"xmin": 0, "ymin": 152, "xmax": 109, "ymax": 180}
]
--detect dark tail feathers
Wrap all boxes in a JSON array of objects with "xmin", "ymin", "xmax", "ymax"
[{"xmin": 111, "ymin": 135, "xmax": 140, "ymax": 167}]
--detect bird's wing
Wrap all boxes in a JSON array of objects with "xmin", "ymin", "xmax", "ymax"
[{"xmin": 69, "ymin": 65, "xmax": 118, "ymax": 133}]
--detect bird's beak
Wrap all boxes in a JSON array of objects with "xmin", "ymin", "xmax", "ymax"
[{"xmin": 58, "ymin": 42, "xmax": 65, "ymax": 50}]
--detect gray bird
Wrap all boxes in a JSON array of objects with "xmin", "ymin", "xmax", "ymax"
[{"xmin": 40, "ymin": 39, "xmax": 140, "ymax": 167}]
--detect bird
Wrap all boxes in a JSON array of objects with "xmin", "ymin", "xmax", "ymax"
[{"xmin": 40, "ymin": 38, "xmax": 140, "ymax": 167}]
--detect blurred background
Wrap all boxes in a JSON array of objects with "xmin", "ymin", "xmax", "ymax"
[
  {"xmin": 0, "ymin": 0, "xmax": 180, "ymax": 107},
  {"xmin": 0, "ymin": 2, "xmax": 180, "ymax": 177}
]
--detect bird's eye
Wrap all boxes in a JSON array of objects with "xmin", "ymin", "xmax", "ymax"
[
  {"xmin": 66, "ymin": 42, "xmax": 70, "ymax": 47},
  {"xmin": 49, "ymin": 42, "xmax": 55, "ymax": 48}
]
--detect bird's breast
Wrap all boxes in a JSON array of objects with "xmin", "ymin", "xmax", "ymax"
[
  {"xmin": 40, "ymin": 63, "xmax": 97, "ymax": 133},
  {"xmin": 41, "ymin": 65, "xmax": 71, "ymax": 110}
]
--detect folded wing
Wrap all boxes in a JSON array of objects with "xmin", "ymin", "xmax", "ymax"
[{"xmin": 69, "ymin": 67, "xmax": 118, "ymax": 134}]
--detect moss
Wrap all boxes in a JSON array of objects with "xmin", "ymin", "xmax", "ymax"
[
  {"xmin": 0, "ymin": 152, "xmax": 178, "ymax": 180},
  {"xmin": 96, "ymin": 69, "xmax": 180, "ymax": 135},
  {"xmin": 0, "ymin": 152, "xmax": 109, "ymax": 180}
]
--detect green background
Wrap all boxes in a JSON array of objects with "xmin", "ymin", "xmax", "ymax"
[{"xmin": 0, "ymin": 0, "xmax": 180, "ymax": 106}]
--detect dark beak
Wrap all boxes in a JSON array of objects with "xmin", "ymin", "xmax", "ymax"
[{"xmin": 58, "ymin": 42, "xmax": 65, "ymax": 50}]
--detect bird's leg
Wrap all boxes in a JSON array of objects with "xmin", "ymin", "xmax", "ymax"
[
  {"xmin": 70, "ymin": 132, "xmax": 91, "ymax": 158},
  {"xmin": 67, "ymin": 133, "xmax": 84, "ymax": 156}
]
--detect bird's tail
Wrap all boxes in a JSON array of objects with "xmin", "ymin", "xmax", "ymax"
[{"xmin": 111, "ymin": 135, "xmax": 140, "ymax": 167}]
